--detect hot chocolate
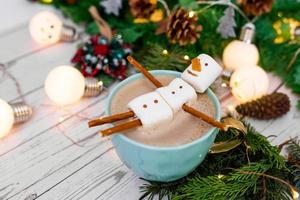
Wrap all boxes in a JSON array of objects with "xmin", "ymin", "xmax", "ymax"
[{"xmin": 110, "ymin": 75, "xmax": 216, "ymax": 147}]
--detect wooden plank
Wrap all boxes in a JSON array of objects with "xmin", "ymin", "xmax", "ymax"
[
  {"xmin": 0, "ymin": 1, "xmax": 68, "ymax": 64},
  {"xmin": 0, "ymin": 101, "xmax": 112, "ymax": 199},
  {"xmin": 0, "ymin": 41, "xmax": 78, "ymax": 102},
  {"xmin": 0, "ymin": 26, "xmax": 46, "ymax": 64},
  {"xmin": 0, "ymin": 1, "xmax": 54, "ymax": 34},
  {"xmin": 0, "ymin": 90, "xmax": 108, "ymax": 156},
  {"xmin": 35, "ymin": 153, "xmax": 139, "ymax": 200},
  {"xmin": 255, "ymin": 86, "xmax": 300, "ymax": 144},
  {"xmin": 0, "ymin": 38, "xmax": 107, "ymax": 155},
  {"xmin": 101, "ymin": 177, "xmax": 143, "ymax": 200}
]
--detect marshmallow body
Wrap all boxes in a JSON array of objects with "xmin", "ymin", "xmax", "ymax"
[
  {"xmin": 156, "ymin": 78, "xmax": 197, "ymax": 113},
  {"xmin": 181, "ymin": 54, "xmax": 222, "ymax": 93},
  {"xmin": 128, "ymin": 92, "xmax": 173, "ymax": 128}
]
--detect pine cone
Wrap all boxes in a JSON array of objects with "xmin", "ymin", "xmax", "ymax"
[
  {"xmin": 238, "ymin": 0, "xmax": 274, "ymax": 16},
  {"xmin": 166, "ymin": 7, "xmax": 202, "ymax": 46},
  {"xmin": 235, "ymin": 92, "xmax": 290, "ymax": 120},
  {"xmin": 129, "ymin": 0, "xmax": 156, "ymax": 19}
]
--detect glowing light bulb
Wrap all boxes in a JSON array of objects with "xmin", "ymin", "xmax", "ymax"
[
  {"xmin": 221, "ymin": 82, "xmax": 227, "ymax": 87},
  {"xmin": 217, "ymin": 174, "xmax": 224, "ymax": 179},
  {"xmin": 292, "ymin": 189, "xmax": 299, "ymax": 199},
  {"xmin": 230, "ymin": 66, "xmax": 269, "ymax": 103},
  {"xmin": 188, "ymin": 11, "xmax": 195, "ymax": 18},
  {"xmin": 0, "ymin": 99, "xmax": 14, "ymax": 138},
  {"xmin": 223, "ymin": 23, "xmax": 259, "ymax": 71},
  {"xmin": 162, "ymin": 49, "xmax": 168, "ymax": 55},
  {"xmin": 45, "ymin": 66, "xmax": 103, "ymax": 106},
  {"xmin": 29, "ymin": 11, "xmax": 63, "ymax": 45},
  {"xmin": 183, "ymin": 55, "xmax": 190, "ymax": 60},
  {"xmin": 227, "ymin": 105, "xmax": 235, "ymax": 112},
  {"xmin": 45, "ymin": 66, "xmax": 86, "ymax": 106}
]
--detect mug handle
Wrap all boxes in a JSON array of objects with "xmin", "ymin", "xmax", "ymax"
[{"xmin": 210, "ymin": 117, "xmax": 247, "ymax": 154}]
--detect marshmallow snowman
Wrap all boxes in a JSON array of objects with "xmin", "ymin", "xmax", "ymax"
[
  {"xmin": 181, "ymin": 54, "xmax": 222, "ymax": 93},
  {"xmin": 128, "ymin": 54, "xmax": 222, "ymax": 129}
]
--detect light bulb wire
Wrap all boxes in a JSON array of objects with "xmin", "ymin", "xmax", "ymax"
[
  {"xmin": 54, "ymin": 87, "xmax": 110, "ymax": 148},
  {"xmin": 158, "ymin": 0, "xmax": 170, "ymax": 16},
  {"xmin": 0, "ymin": 63, "xmax": 27, "ymax": 104}
]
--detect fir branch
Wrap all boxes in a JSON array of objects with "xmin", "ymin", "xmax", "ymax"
[
  {"xmin": 139, "ymin": 179, "xmax": 185, "ymax": 200},
  {"xmin": 139, "ymin": 123, "xmax": 291, "ymax": 200},
  {"xmin": 245, "ymin": 124, "xmax": 286, "ymax": 169},
  {"xmin": 133, "ymin": 44, "xmax": 191, "ymax": 72},
  {"xmin": 174, "ymin": 163, "xmax": 272, "ymax": 200}
]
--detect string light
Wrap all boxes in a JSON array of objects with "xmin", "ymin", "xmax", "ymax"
[
  {"xmin": 58, "ymin": 116, "xmax": 68, "ymax": 123},
  {"xmin": 162, "ymin": 49, "xmax": 168, "ymax": 55},
  {"xmin": 221, "ymin": 82, "xmax": 227, "ymax": 88},
  {"xmin": 29, "ymin": 11, "xmax": 78, "ymax": 45},
  {"xmin": 227, "ymin": 105, "xmax": 235, "ymax": 113},
  {"xmin": 230, "ymin": 66, "xmax": 269, "ymax": 103},
  {"xmin": 0, "ymin": 99, "xmax": 32, "ymax": 138},
  {"xmin": 292, "ymin": 189, "xmax": 299, "ymax": 200},
  {"xmin": 188, "ymin": 11, "xmax": 195, "ymax": 18},
  {"xmin": 217, "ymin": 174, "xmax": 224, "ymax": 179},
  {"xmin": 223, "ymin": 23, "xmax": 259, "ymax": 71},
  {"xmin": 183, "ymin": 55, "xmax": 190, "ymax": 60},
  {"xmin": 39, "ymin": 0, "xmax": 53, "ymax": 3},
  {"xmin": 273, "ymin": 18, "xmax": 300, "ymax": 43},
  {"xmin": 45, "ymin": 66, "xmax": 103, "ymax": 106}
]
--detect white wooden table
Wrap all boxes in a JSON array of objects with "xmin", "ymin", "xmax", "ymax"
[{"xmin": 0, "ymin": 1, "xmax": 299, "ymax": 199}]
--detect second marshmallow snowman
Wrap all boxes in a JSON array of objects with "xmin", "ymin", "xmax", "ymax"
[{"xmin": 127, "ymin": 54, "xmax": 222, "ymax": 129}]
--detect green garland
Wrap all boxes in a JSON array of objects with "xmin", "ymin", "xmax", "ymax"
[
  {"xmin": 41, "ymin": 0, "xmax": 300, "ymax": 108},
  {"xmin": 139, "ymin": 123, "xmax": 299, "ymax": 200}
]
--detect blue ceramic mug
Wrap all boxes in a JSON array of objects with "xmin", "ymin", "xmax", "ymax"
[{"xmin": 106, "ymin": 70, "xmax": 221, "ymax": 182}]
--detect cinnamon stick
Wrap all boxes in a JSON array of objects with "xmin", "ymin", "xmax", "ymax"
[
  {"xmin": 127, "ymin": 56, "xmax": 163, "ymax": 88},
  {"xmin": 182, "ymin": 104, "xmax": 225, "ymax": 131},
  {"xmin": 101, "ymin": 119, "xmax": 142, "ymax": 136},
  {"xmin": 88, "ymin": 110, "xmax": 135, "ymax": 128}
]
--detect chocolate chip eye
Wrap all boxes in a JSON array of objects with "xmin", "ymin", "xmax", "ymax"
[
  {"xmin": 143, "ymin": 104, "xmax": 147, "ymax": 108},
  {"xmin": 154, "ymin": 99, "xmax": 158, "ymax": 103},
  {"xmin": 50, "ymin": 25, "xmax": 54, "ymax": 29},
  {"xmin": 205, "ymin": 63, "xmax": 208, "ymax": 66},
  {"xmin": 172, "ymin": 91, "xmax": 175, "ymax": 94},
  {"xmin": 179, "ymin": 86, "xmax": 183, "ymax": 89},
  {"xmin": 48, "ymin": 35, "xmax": 52, "ymax": 39}
]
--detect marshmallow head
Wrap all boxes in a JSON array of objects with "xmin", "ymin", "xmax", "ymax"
[
  {"xmin": 156, "ymin": 78, "xmax": 197, "ymax": 113},
  {"xmin": 181, "ymin": 54, "xmax": 222, "ymax": 93},
  {"xmin": 128, "ymin": 92, "xmax": 173, "ymax": 129}
]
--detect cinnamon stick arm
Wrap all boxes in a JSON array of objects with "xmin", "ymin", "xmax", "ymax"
[
  {"xmin": 182, "ymin": 104, "xmax": 225, "ymax": 131},
  {"xmin": 88, "ymin": 111, "xmax": 135, "ymax": 128},
  {"xmin": 101, "ymin": 119, "xmax": 142, "ymax": 136},
  {"xmin": 127, "ymin": 56, "xmax": 163, "ymax": 88}
]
